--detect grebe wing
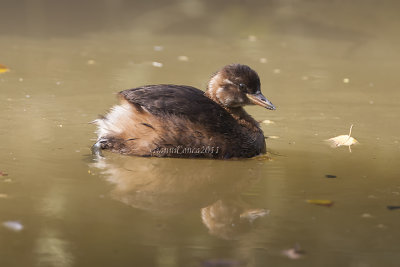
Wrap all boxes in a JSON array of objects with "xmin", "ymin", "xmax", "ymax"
[{"xmin": 119, "ymin": 85, "xmax": 236, "ymax": 130}]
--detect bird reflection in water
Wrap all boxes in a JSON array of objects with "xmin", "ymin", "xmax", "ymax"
[
  {"xmin": 90, "ymin": 154, "xmax": 270, "ymax": 240},
  {"xmin": 201, "ymin": 199, "xmax": 269, "ymax": 240}
]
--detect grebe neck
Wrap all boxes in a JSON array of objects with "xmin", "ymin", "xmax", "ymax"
[{"xmin": 205, "ymin": 73, "xmax": 224, "ymax": 106}]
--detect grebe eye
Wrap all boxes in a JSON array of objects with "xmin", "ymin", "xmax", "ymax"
[{"xmin": 239, "ymin": 83, "xmax": 247, "ymax": 90}]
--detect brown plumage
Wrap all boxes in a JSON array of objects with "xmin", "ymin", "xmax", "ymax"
[{"xmin": 92, "ymin": 64, "xmax": 276, "ymax": 159}]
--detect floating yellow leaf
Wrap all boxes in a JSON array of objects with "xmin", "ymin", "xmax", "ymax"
[
  {"xmin": 0, "ymin": 64, "xmax": 10, "ymax": 73},
  {"xmin": 307, "ymin": 199, "xmax": 334, "ymax": 207},
  {"xmin": 326, "ymin": 124, "xmax": 359, "ymax": 152}
]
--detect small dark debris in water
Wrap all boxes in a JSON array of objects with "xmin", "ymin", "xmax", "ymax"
[
  {"xmin": 0, "ymin": 171, "xmax": 8, "ymax": 176},
  {"xmin": 325, "ymin": 174, "xmax": 337, "ymax": 178},
  {"xmin": 202, "ymin": 259, "xmax": 242, "ymax": 267},
  {"xmin": 307, "ymin": 199, "xmax": 334, "ymax": 207},
  {"xmin": 155, "ymin": 222, "xmax": 168, "ymax": 231},
  {"xmin": 387, "ymin": 206, "xmax": 400, "ymax": 210}
]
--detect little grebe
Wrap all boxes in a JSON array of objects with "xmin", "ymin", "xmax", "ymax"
[{"xmin": 92, "ymin": 64, "xmax": 276, "ymax": 159}]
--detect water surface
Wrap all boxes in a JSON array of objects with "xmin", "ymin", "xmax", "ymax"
[{"xmin": 1, "ymin": 1, "xmax": 400, "ymax": 266}]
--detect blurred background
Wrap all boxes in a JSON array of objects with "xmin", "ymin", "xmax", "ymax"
[{"xmin": 1, "ymin": 0, "xmax": 400, "ymax": 266}]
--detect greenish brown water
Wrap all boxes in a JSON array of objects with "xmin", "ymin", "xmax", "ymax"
[{"xmin": 1, "ymin": 1, "xmax": 400, "ymax": 266}]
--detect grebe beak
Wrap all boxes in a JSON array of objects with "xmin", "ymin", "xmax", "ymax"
[{"xmin": 246, "ymin": 93, "xmax": 276, "ymax": 110}]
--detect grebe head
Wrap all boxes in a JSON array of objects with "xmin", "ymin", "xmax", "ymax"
[{"xmin": 207, "ymin": 64, "xmax": 276, "ymax": 110}]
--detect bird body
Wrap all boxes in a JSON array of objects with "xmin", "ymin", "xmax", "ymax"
[{"xmin": 93, "ymin": 64, "xmax": 275, "ymax": 159}]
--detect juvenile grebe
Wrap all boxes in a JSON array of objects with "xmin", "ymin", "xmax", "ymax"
[{"xmin": 92, "ymin": 64, "xmax": 276, "ymax": 159}]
